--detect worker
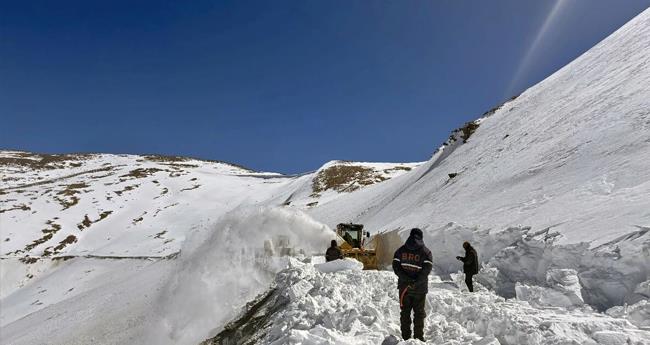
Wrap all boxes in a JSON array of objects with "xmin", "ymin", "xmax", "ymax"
[
  {"xmin": 325, "ymin": 239, "xmax": 343, "ymax": 262},
  {"xmin": 392, "ymin": 228, "xmax": 433, "ymax": 341},
  {"xmin": 343, "ymin": 231, "xmax": 355, "ymax": 247},
  {"xmin": 456, "ymin": 241, "xmax": 479, "ymax": 292}
]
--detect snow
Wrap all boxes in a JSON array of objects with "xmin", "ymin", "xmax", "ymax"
[
  {"xmin": 514, "ymin": 269, "xmax": 585, "ymax": 308},
  {"xmin": 314, "ymin": 258, "xmax": 364, "ymax": 273},
  {"xmin": 207, "ymin": 262, "xmax": 650, "ymax": 345},
  {"xmin": 606, "ymin": 299, "xmax": 650, "ymax": 328},
  {"xmin": 149, "ymin": 206, "xmax": 334, "ymax": 345},
  {"xmin": 2, "ymin": 6, "xmax": 650, "ymax": 345}
]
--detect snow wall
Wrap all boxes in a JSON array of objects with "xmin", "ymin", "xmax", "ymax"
[
  {"xmin": 388, "ymin": 223, "xmax": 650, "ymax": 310},
  {"xmin": 146, "ymin": 206, "xmax": 335, "ymax": 345}
]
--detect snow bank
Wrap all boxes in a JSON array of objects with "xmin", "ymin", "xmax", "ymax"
[
  {"xmin": 402, "ymin": 222, "xmax": 524, "ymax": 277},
  {"xmin": 407, "ymin": 223, "xmax": 650, "ymax": 310},
  {"xmin": 147, "ymin": 206, "xmax": 334, "ymax": 345},
  {"xmin": 210, "ymin": 263, "xmax": 650, "ymax": 345},
  {"xmin": 314, "ymin": 258, "xmax": 364, "ymax": 273}
]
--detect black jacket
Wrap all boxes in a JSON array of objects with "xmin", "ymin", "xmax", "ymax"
[
  {"xmin": 392, "ymin": 234, "xmax": 433, "ymax": 294},
  {"xmin": 325, "ymin": 246, "xmax": 343, "ymax": 262},
  {"xmin": 459, "ymin": 246, "xmax": 479, "ymax": 275}
]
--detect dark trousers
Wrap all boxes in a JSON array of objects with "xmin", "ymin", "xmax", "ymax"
[
  {"xmin": 465, "ymin": 273, "xmax": 474, "ymax": 292},
  {"xmin": 399, "ymin": 289, "xmax": 426, "ymax": 340}
]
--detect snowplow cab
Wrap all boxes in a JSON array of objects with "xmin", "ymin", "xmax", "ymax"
[{"xmin": 336, "ymin": 223, "xmax": 378, "ymax": 270}]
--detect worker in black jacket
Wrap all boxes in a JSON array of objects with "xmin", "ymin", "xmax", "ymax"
[
  {"xmin": 392, "ymin": 228, "xmax": 433, "ymax": 341},
  {"xmin": 325, "ymin": 240, "xmax": 343, "ymax": 262},
  {"xmin": 456, "ymin": 241, "xmax": 479, "ymax": 292}
]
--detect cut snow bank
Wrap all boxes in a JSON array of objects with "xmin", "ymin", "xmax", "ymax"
[
  {"xmin": 202, "ymin": 262, "xmax": 650, "ymax": 345},
  {"xmin": 391, "ymin": 222, "xmax": 650, "ymax": 310},
  {"xmin": 146, "ymin": 207, "xmax": 334, "ymax": 345}
]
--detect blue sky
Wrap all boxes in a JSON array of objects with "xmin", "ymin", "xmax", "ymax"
[{"xmin": 1, "ymin": 1, "xmax": 649, "ymax": 174}]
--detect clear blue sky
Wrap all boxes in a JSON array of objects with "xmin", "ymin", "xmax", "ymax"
[{"xmin": 1, "ymin": 1, "xmax": 649, "ymax": 174}]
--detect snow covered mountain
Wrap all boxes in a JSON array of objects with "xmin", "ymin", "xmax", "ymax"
[
  {"xmin": 2, "ymin": 7, "xmax": 650, "ymax": 345},
  {"xmin": 0, "ymin": 151, "xmax": 416, "ymax": 260}
]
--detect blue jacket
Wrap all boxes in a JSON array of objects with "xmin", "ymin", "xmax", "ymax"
[{"xmin": 392, "ymin": 234, "xmax": 433, "ymax": 294}]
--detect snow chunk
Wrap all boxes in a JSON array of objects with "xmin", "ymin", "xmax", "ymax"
[
  {"xmin": 515, "ymin": 269, "xmax": 584, "ymax": 307},
  {"xmin": 592, "ymin": 331, "xmax": 630, "ymax": 345},
  {"xmin": 314, "ymin": 258, "xmax": 364, "ymax": 273},
  {"xmin": 606, "ymin": 300, "xmax": 650, "ymax": 328},
  {"xmin": 287, "ymin": 279, "xmax": 314, "ymax": 300},
  {"xmin": 633, "ymin": 280, "xmax": 650, "ymax": 298}
]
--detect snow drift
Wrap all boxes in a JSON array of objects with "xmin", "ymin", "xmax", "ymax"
[{"xmin": 201, "ymin": 262, "xmax": 650, "ymax": 345}]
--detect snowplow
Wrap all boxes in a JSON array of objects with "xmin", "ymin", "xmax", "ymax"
[
  {"xmin": 335, "ymin": 224, "xmax": 405, "ymax": 270},
  {"xmin": 336, "ymin": 223, "xmax": 379, "ymax": 270}
]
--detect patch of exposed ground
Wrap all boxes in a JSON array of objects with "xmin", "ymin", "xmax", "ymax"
[
  {"xmin": 311, "ymin": 165, "xmax": 388, "ymax": 196},
  {"xmin": 43, "ymin": 235, "xmax": 77, "ymax": 256},
  {"xmin": 57, "ymin": 182, "xmax": 89, "ymax": 196},
  {"xmin": 1, "ymin": 166, "xmax": 112, "ymax": 192},
  {"xmin": 78, "ymin": 215, "xmax": 92, "ymax": 230},
  {"xmin": 168, "ymin": 169, "xmax": 189, "ymax": 178},
  {"xmin": 201, "ymin": 289, "xmax": 280, "ymax": 345},
  {"xmin": 444, "ymin": 95, "xmax": 519, "ymax": 146},
  {"xmin": 143, "ymin": 154, "xmax": 190, "ymax": 163},
  {"xmin": 152, "ymin": 203, "xmax": 179, "ymax": 216},
  {"xmin": 20, "ymin": 257, "xmax": 38, "ymax": 264},
  {"xmin": 180, "ymin": 184, "xmax": 201, "ymax": 192},
  {"xmin": 382, "ymin": 166, "xmax": 412, "ymax": 174},
  {"xmin": 77, "ymin": 211, "xmax": 113, "ymax": 230},
  {"xmin": 54, "ymin": 196, "xmax": 79, "ymax": 210},
  {"xmin": 482, "ymin": 94, "xmax": 518, "ymax": 117},
  {"xmin": 154, "ymin": 187, "xmax": 169, "ymax": 200},
  {"xmin": 53, "ymin": 182, "xmax": 89, "ymax": 210},
  {"xmin": 0, "ymin": 152, "xmax": 89, "ymax": 170},
  {"xmin": 163, "ymin": 163, "xmax": 199, "ymax": 169},
  {"xmin": 0, "ymin": 204, "xmax": 31, "ymax": 213},
  {"xmin": 144, "ymin": 154, "xmax": 253, "ymax": 172},
  {"xmin": 133, "ymin": 211, "xmax": 147, "ymax": 225},
  {"xmin": 88, "ymin": 172, "xmax": 114, "ymax": 179},
  {"xmin": 119, "ymin": 168, "xmax": 164, "ymax": 181},
  {"xmin": 114, "ymin": 184, "xmax": 139, "ymax": 196},
  {"xmin": 21, "ymin": 220, "xmax": 62, "ymax": 254},
  {"xmin": 446, "ymin": 121, "xmax": 481, "ymax": 144}
]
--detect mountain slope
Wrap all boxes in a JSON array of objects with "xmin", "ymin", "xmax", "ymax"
[
  {"xmin": 0, "ymin": 151, "xmax": 414, "ymax": 261},
  {"xmin": 304, "ymin": 7, "xmax": 650, "ymax": 310},
  {"xmin": 310, "ymin": 7, "xmax": 650, "ymax": 246}
]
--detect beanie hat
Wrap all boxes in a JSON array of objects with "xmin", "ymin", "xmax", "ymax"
[{"xmin": 410, "ymin": 228, "xmax": 423, "ymax": 239}]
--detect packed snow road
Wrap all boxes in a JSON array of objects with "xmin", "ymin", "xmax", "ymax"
[{"xmin": 203, "ymin": 259, "xmax": 650, "ymax": 345}]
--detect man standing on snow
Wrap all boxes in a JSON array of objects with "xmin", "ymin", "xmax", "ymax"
[
  {"xmin": 456, "ymin": 241, "xmax": 479, "ymax": 292},
  {"xmin": 392, "ymin": 228, "xmax": 433, "ymax": 341},
  {"xmin": 325, "ymin": 239, "xmax": 343, "ymax": 262}
]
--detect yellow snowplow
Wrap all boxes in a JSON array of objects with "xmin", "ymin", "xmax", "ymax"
[{"xmin": 336, "ymin": 223, "xmax": 379, "ymax": 270}]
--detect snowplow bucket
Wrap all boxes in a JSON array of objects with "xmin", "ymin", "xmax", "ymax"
[{"xmin": 341, "ymin": 248, "xmax": 378, "ymax": 270}]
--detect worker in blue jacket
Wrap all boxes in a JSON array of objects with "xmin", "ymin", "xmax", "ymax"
[{"xmin": 392, "ymin": 228, "xmax": 433, "ymax": 341}]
